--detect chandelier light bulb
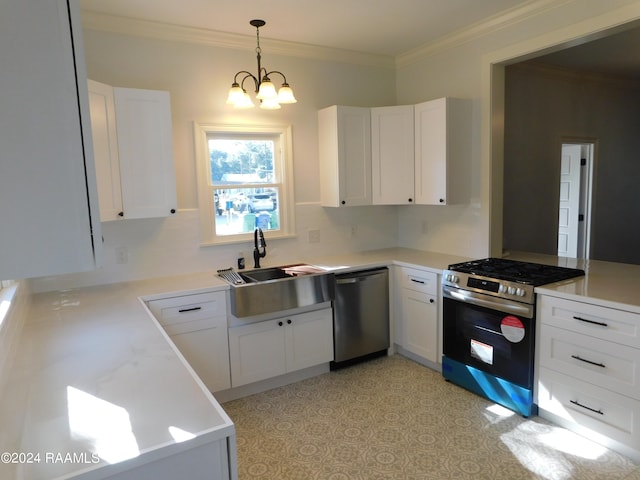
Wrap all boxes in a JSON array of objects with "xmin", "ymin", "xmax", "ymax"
[
  {"xmin": 277, "ymin": 84, "xmax": 297, "ymax": 104},
  {"xmin": 256, "ymin": 79, "xmax": 277, "ymax": 100},
  {"xmin": 226, "ymin": 83, "xmax": 245, "ymax": 105},
  {"xmin": 226, "ymin": 19, "xmax": 296, "ymax": 109},
  {"xmin": 260, "ymin": 97, "xmax": 281, "ymax": 109}
]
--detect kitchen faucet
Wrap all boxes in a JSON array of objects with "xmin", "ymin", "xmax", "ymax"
[{"xmin": 253, "ymin": 228, "xmax": 266, "ymax": 268}]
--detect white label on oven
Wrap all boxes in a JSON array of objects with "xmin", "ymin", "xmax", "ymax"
[
  {"xmin": 501, "ymin": 315, "xmax": 525, "ymax": 343},
  {"xmin": 470, "ymin": 339, "xmax": 493, "ymax": 365}
]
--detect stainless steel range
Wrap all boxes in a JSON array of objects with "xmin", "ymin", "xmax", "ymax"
[{"xmin": 441, "ymin": 258, "xmax": 585, "ymax": 416}]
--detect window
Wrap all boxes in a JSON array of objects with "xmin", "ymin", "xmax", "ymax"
[{"xmin": 194, "ymin": 123, "xmax": 295, "ymax": 245}]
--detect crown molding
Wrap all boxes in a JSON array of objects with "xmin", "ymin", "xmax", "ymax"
[
  {"xmin": 82, "ymin": 0, "xmax": 587, "ymax": 71},
  {"xmin": 395, "ymin": 0, "xmax": 570, "ymax": 68},
  {"xmin": 80, "ymin": 11, "xmax": 395, "ymax": 69}
]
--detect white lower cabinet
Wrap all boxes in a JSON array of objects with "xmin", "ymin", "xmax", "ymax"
[
  {"xmin": 396, "ymin": 266, "xmax": 439, "ymax": 364},
  {"xmin": 537, "ymin": 366, "xmax": 640, "ymax": 451},
  {"xmin": 228, "ymin": 308, "xmax": 333, "ymax": 387},
  {"xmin": 537, "ymin": 294, "xmax": 640, "ymax": 455},
  {"xmin": 101, "ymin": 439, "xmax": 231, "ymax": 480},
  {"xmin": 147, "ymin": 291, "xmax": 231, "ymax": 392}
]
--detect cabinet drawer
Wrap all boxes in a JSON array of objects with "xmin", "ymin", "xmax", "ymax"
[
  {"xmin": 540, "ymin": 325, "xmax": 640, "ymax": 400},
  {"xmin": 401, "ymin": 267, "xmax": 437, "ymax": 295},
  {"xmin": 147, "ymin": 292, "xmax": 226, "ymax": 329},
  {"xmin": 539, "ymin": 295, "xmax": 640, "ymax": 349},
  {"xmin": 538, "ymin": 367, "xmax": 640, "ymax": 451}
]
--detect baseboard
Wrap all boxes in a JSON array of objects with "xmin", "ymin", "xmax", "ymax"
[
  {"xmin": 394, "ymin": 344, "xmax": 442, "ymax": 372},
  {"xmin": 213, "ymin": 363, "xmax": 330, "ymax": 403}
]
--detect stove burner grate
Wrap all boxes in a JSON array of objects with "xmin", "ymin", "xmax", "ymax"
[{"xmin": 448, "ymin": 258, "xmax": 585, "ymax": 286}]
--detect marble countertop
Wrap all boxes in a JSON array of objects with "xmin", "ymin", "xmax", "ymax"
[
  {"xmin": 4, "ymin": 247, "xmax": 639, "ymax": 479},
  {"xmin": 0, "ymin": 272, "xmax": 233, "ymax": 480},
  {"xmin": 306, "ymin": 247, "xmax": 470, "ymax": 274},
  {"xmin": 0, "ymin": 248, "xmax": 466, "ymax": 480},
  {"xmin": 504, "ymin": 251, "xmax": 640, "ymax": 313}
]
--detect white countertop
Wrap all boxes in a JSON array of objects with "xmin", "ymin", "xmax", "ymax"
[
  {"xmin": 307, "ymin": 247, "xmax": 470, "ymax": 274},
  {"xmin": 0, "ymin": 272, "xmax": 233, "ymax": 480},
  {"xmin": 4, "ymin": 247, "xmax": 639, "ymax": 479},
  {"xmin": 505, "ymin": 251, "xmax": 640, "ymax": 313},
  {"xmin": 0, "ymin": 248, "xmax": 467, "ymax": 480}
]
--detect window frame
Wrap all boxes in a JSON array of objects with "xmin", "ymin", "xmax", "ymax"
[{"xmin": 194, "ymin": 122, "xmax": 295, "ymax": 245}]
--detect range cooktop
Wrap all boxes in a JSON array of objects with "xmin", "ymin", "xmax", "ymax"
[{"xmin": 447, "ymin": 258, "xmax": 585, "ymax": 286}]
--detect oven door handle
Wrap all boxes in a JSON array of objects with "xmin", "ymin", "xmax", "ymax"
[{"xmin": 442, "ymin": 285, "xmax": 534, "ymax": 319}]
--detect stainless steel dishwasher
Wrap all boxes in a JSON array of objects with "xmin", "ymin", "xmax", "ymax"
[{"xmin": 331, "ymin": 267, "xmax": 389, "ymax": 369}]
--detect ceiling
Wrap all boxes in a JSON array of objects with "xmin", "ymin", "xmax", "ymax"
[
  {"xmin": 79, "ymin": 0, "xmax": 640, "ymax": 79},
  {"xmin": 78, "ymin": 0, "xmax": 531, "ymax": 57}
]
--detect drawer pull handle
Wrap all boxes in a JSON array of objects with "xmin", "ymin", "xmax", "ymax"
[
  {"xmin": 410, "ymin": 279, "xmax": 425, "ymax": 284},
  {"xmin": 571, "ymin": 354, "xmax": 606, "ymax": 368},
  {"xmin": 573, "ymin": 316, "xmax": 608, "ymax": 327},
  {"xmin": 178, "ymin": 307, "xmax": 202, "ymax": 313},
  {"xmin": 570, "ymin": 399, "xmax": 604, "ymax": 415}
]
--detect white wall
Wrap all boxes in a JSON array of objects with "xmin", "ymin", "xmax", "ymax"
[
  {"xmin": 29, "ymin": 1, "xmax": 640, "ymax": 291},
  {"xmin": 395, "ymin": 0, "xmax": 640, "ymax": 258},
  {"xmin": 30, "ymin": 26, "xmax": 399, "ymax": 292}
]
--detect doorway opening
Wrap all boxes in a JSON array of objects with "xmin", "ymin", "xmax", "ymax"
[{"xmin": 557, "ymin": 141, "xmax": 595, "ymax": 259}]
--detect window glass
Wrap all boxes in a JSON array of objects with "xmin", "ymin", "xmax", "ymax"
[
  {"xmin": 194, "ymin": 123, "xmax": 294, "ymax": 245},
  {"xmin": 209, "ymin": 138, "xmax": 280, "ymax": 237}
]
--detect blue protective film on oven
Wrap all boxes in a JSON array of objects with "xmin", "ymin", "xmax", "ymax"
[{"xmin": 442, "ymin": 356, "xmax": 538, "ymax": 417}]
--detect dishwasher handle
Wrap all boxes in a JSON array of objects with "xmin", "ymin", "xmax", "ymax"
[
  {"xmin": 336, "ymin": 277, "xmax": 359, "ymax": 284},
  {"xmin": 335, "ymin": 268, "xmax": 388, "ymax": 284}
]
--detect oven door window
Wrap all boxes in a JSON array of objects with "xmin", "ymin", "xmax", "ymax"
[{"xmin": 443, "ymin": 297, "xmax": 534, "ymax": 388}]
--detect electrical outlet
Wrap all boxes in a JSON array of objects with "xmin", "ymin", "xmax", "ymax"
[
  {"xmin": 115, "ymin": 246, "xmax": 128, "ymax": 264},
  {"xmin": 308, "ymin": 229, "xmax": 321, "ymax": 243}
]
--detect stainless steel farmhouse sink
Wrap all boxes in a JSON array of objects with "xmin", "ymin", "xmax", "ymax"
[{"xmin": 218, "ymin": 264, "xmax": 335, "ymax": 317}]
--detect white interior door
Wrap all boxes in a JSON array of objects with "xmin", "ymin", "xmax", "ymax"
[{"xmin": 557, "ymin": 144, "xmax": 582, "ymax": 257}]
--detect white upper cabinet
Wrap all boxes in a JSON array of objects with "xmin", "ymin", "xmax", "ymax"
[
  {"xmin": 88, "ymin": 80, "xmax": 123, "ymax": 221},
  {"xmin": 318, "ymin": 105, "xmax": 372, "ymax": 207},
  {"xmin": 88, "ymin": 81, "xmax": 177, "ymax": 221},
  {"xmin": 371, "ymin": 105, "xmax": 415, "ymax": 205},
  {"xmin": 414, "ymin": 97, "xmax": 471, "ymax": 205},
  {"xmin": 319, "ymin": 99, "xmax": 470, "ymax": 208},
  {"xmin": 0, "ymin": 0, "xmax": 102, "ymax": 279}
]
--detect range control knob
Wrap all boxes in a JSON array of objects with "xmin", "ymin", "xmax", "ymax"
[
  {"xmin": 515, "ymin": 288, "xmax": 526, "ymax": 297},
  {"xmin": 446, "ymin": 274, "xmax": 459, "ymax": 283},
  {"xmin": 507, "ymin": 286, "xmax": 516, "ymax": 295},
  {"xmin": 498, "ymin": 284, "xmax": 507, "ymax": 293}
]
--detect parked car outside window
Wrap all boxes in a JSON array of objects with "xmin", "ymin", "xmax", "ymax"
[{"xmin": 249, "ymin": 193, "xmax": 275, "ymax": 212}]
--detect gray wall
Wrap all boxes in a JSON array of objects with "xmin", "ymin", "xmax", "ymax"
[{"xmin": 503, "ymin": 62, "xmax": 640, "ymax": 265}]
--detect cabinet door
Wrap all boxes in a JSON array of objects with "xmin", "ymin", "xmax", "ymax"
[
  {"xmin": 0, "ymin": 0, "xmax": 101, "ymax": 279},
  {"xmin": 147, "ymin": 292, "xmax": 230, "ymax": 392},
  {"xmin": 319, "ymin": 105, "xmax": 371, "ymax": 207},
  {"xmin": 414, "ymin": 97, "xmax": 470, "ymax": 206},
  {"xmin": 401, "ymin": 289, "xmax": 438, "ymax": 363},
  {"xmin": 228, "ymin": 320, "xmax": 286, "ymax": 387},
  {"xmin": 113, "ymin": 87, "xmax": 177, "ymax": 219},
  {"xmin": 171, "ymin": 325, "xmax": 231, "ymax": 392},
  {"xmin": 88, "ymin": 80, "xmax": 123, "ymax": 221},
  {"xmin": 538, "ymin": 367, "xmax": 640, "ymax": 451},
  {"xmin": 371, "ymin": 105, "xmax": 415, "ymax": 205},
  {"xmin": 285, "ymin": 308, "xmax": 334, "ymax": 372},
  {"xmin": 414, "ymin": 98, "xmax": 448, "ymax": 205}
]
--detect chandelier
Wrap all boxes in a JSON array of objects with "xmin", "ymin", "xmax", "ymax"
[{"xmin": 226, "ymin": 19, "xmax": 297, "ymax": 110}]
